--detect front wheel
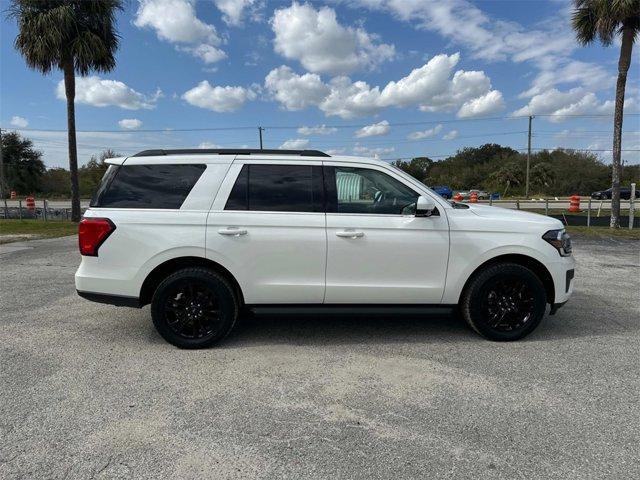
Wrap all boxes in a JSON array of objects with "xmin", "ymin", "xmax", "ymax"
[
  {"xmin": 460, "ymin": 263, "xmax": 547, "ymax": 341},
  {"xmin": 151, "ymin": 268, "xmax": 239, "ymax": 348}
]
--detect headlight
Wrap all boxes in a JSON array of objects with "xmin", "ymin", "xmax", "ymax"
[{"xmin": 543, "ymin": 229, "xmax": 572, "ymax": 257}]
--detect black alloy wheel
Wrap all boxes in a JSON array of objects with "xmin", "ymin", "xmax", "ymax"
[
  {"xmin": 151, "ymin": 268, "xmax": 238, "ymax": 348},
  {"xmin": 461, "ymin": 263, "xmax": 547, "ymax": 341}
]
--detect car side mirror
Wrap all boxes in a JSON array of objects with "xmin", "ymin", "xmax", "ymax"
[{"xmin": 416, "ymin": 195, "xmax": 436, "ymax": 217}]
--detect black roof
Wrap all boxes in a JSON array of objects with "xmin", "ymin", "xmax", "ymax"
[{"xmin": 132, "ymin": 149, "xmax": 331, "ymax": 157}]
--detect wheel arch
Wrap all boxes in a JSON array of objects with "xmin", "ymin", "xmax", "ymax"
[
  {"xmin": 459, "ymin": 254, "xmax": 555, "ymax": 306},
  {"xmin": 139, "ymin": 256, "xmax": 244, "ymax": 307}
]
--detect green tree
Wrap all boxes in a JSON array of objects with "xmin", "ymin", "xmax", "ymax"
[
  {"xmin": 572, "ymin": 0, "xmax": 640, "ymax": 227},
  {"xmin": 1, "ymin": 131, "xmax": 45, "ymax": 195},
  {"xmin": 391, "ymin": 157, "xmax": 433, "ymax": 182},
  {"xmin": 79, "ymin": 149, "xmax": 117, "ymax": 196},
  {"xmin": 490, "ymin": 163, "xmax": 524, "ymax": 197},
  {"xmin": 9, "ymin": 0, "xmax": 123, "ymax": 222},
  {"xmin": 530, "ymin": 162, "xmax": 555, "ymax": 192}
]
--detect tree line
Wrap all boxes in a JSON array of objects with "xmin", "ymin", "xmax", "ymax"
[
  {"xmin": 3, "ymin": 131, "xmax": 638, "ymax": 199},
  {"xmin": 392, "ymin": 144, "xmax": 639, "ymax": 197},
  {"xmin": 1, "ymin": 131, "xmax": 111, "ymax": 198}
]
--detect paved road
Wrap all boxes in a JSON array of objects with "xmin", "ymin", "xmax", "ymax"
[{"xmin": 1, "ymin": 235, "xmax": 639, "ymax": 479}]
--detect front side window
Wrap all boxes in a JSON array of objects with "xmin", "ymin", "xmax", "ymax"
[
  {"xmin": 326, "ymin": 166, "xmax": 419, "ymax": 215},
  {"xmin": 91, "ymin": 164, "xmax": 206, "ymax": 209},
  {"xmin": 225, "ymin": 164, "xmax": 323, "ymax": 212}
]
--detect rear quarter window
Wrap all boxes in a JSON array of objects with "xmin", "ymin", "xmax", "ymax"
[{"xmin": 91, "ymin": 164, "xmax": 206, "ymax": 209}]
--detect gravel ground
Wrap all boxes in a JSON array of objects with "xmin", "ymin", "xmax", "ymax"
[{"xmin": 1, "ymin": 235, "xmax": 638, "ymax": 479}]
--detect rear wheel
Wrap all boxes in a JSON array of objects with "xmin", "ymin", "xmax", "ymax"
[
  {"xmin": 461, "ymin": 263, "xmax": 547, "ymax": 341},
  {"xmin": 151, "ymin": 268, "xmax": 238, "ymax": 348}
]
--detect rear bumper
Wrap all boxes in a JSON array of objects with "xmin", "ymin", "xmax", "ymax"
[{"xmin": 77, "ymin": 290, "xmax": 141, "ymax": 308}]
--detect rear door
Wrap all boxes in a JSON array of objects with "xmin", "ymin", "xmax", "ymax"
[
  {"xmin": 207, "ymin": 160, "xmax": 326, "ymax": 304},
  {"xmin": 323, "ymin": 163, "xmax": 450, "ymax": 304}
]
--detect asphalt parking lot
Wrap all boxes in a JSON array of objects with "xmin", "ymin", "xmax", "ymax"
[{"xmin": 1, "ymin": 235, "xmax": 639, "ymax": 479}]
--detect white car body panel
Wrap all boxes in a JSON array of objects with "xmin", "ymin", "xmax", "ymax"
[{"xmin": 75, "ymin": 153, "xmax": 575, "ymax": 311}]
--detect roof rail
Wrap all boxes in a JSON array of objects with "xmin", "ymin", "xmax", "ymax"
[{"xmin": 132, "ymin": 148, "xmax": 331, "ymax": 157}]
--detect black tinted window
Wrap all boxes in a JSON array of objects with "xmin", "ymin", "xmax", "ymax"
[
  {"xmin": 92, "ymin": 164, "xmax": 206, "ymax": 209},
  {"xmin": 225, "ymin": 164, "xmax": 323, "ymax": 212}
]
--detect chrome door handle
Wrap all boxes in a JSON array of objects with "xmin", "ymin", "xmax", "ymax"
[
  {"xmin": 218, "ymin": 227, "xmax": 247, "ymax": 236},
  {"xmin": 335, "ymin": 230, "xmax": 364, "ymax": 238}
]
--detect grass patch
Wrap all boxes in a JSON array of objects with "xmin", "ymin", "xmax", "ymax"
[
  {"xmin": 0, "ymin": 220, "xmax": 77, "ymax": 243},
  {"xmin": 566, "ymin": 225, "xmax": 640, "ymax": 239}
]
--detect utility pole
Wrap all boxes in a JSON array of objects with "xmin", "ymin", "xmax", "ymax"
[
  {"xmin": 258, "ymin": 126, "xmax": 264, "ymax": 150},
  {"xmin": 525, "ymin": 115, "xmax": 533, "ymax": 199},
  {"xmin": 0, "ymin": 126, "xmax": 6, "ymax": 200}
]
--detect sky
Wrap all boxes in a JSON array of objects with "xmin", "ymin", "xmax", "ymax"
[{"xmin": 1, "ymin": 0, "xmax": 639, "ymax": 168}]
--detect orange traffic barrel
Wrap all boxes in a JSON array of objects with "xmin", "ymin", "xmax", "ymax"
[
  {"xmin": 470, "ymin": 191, "xmax": 478, "ymax": 203},
  {"xmin": 453, "ymin": 193, "xmax": 463, "ymax": 201},
  {"xmin": 568, "ymin": 195, "xmax": 581, "ymax": 213},
  {"xmin": 26, "ymin": 196, "xmax": 35, "ymax": 211}
]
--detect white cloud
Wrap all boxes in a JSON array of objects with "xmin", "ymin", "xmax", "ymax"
[
  {"xmin": 182, "ymin": 44, "xmax": 227, "ymax": 64},
  {"xmin": 10, "ymin": 116, "xmax": 28, "ymax": 128},
  {"xmin": 271, "ymin": 2, "xmax": 395, "ymax": 75},
  {"xmin": 182, "ymin": 80, "xmax": 257, "ymax": 112},
  {"xmin": 198, "ymin": 141, "xmax": 221, "ymax": 148},
  {"xmin": 443, "ymin": 130, "xmax": 458, "ymax": 140},
  {"xmin": 407, "ymin": 124, "xmax": 442, "ymax": 140},
  {"xmin": 457, "ymin": 90, "xmax": 504, "ymax": 118},
  {"xmin": 265, "ymin": 65, "xmax": 329, "ymax": 110},
  {"xmin": 352, "ymin": 144, "xmax": 395, "ymax": 159},
  {"xmin": 355, "ymin": 120, "xmax": 390, "ymax": 138},
  {"xmin": 325, "ymin": 148, "xmax": 345, "ymax": 155},
  {"xmin": 511, "ymin": 88, "xmax": 636, "ymax": 122},
  {"xmin": 56, "ymin": 77, "xmax": 162, "ymax": 110},
  {"xmin": 519, "ymin": 59, "xmax": 614, "ymax": 98},
  {"xmin": 356, "ymin": 0, "xmax": 574, "ymax": 64},
  {"xmin": 279, "ymin": 138, "xmax": 310, "ymax": 149},
  {"xmin": 266, "ymin": 53, "xmax": 502, "ymax": 119},
  {"xmin": 118, "ymin": 118, "xmax": 143, "ymax": 130},
  {"xmin": 134, "ymin": 0, "xmax": 226, "ymax": 64},
  {"xmin": 214, "ymin": 0, "xmax": 255, "ymax": 26},
  {"xmin": 297, "ymin": 124, "xmax": 337, "ymax": 135}
]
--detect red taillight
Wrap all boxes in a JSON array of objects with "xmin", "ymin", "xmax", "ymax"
[{"xmin": 78, "ymin": 218, "xmax": 115, "ymax": 256}]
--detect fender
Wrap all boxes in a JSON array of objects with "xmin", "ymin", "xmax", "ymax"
[{"xmin": 442, "ymin": 243, "xmax": 553, "ymax": 304}]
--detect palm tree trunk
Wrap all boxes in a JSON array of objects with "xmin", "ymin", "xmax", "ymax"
[
  {"xmin": 63, "ymin": 60, "xmax": 81, "ymax": 223},
  {"xmin": 610, "ymin": 26, "xmax": 634, "ymax": 228}
]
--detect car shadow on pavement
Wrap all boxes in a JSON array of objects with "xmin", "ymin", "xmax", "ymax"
[
  {"xmin": 224, "ymin": 311, "xmax": 476, "ymax": 347},
  {"xmin": 127, "ymin": 291, "xmax": 638, "ymax": 348}
]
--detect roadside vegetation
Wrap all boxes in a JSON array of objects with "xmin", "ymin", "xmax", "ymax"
[
  {"xmin": 566, "ymin": 225, "xmax": 640, "ymax": 239},
  {"xmin": 0, "ymin": 220, "xmax": 77, "ymax": 243}
]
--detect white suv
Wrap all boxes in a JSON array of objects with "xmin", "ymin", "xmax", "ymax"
[{"xmin": 76, "ymin": 149, "xmax": 575, "ymax": 348}]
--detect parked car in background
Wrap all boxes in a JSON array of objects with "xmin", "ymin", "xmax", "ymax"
[
  {"xmin": 457, "ymin": 189, "xmax": 490, "ymax": 200},
  {"xmin": 431, "ymin": 185, "xmax": 453, "ymax": 199},
  {"xmin": 76, "ymin": 148, "xmax": 574, "ymax": 348},
  {"xmin": 591, "ymin": 187, "xmax": 639, "ymax": 200}
]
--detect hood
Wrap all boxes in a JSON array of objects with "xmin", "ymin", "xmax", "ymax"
[{"xmin": 466, "ymin": 204, "xmax": 563, "ymax": 229}]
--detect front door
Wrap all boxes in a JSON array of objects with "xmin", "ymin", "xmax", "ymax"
[{"xmin": 323, "ymin": 164, "xmax": 449, "ymax": 304}]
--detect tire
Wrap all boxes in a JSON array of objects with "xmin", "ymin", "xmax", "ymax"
[
  {"xmin": 460, "ymin": 262, "xmax": 547, "ymax": 341},
  {"xmin": 151, "ymin": 267, "xmax": 239, "ymax": 349}
]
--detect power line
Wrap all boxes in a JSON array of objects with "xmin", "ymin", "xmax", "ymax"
[{"xmin": 4, "ymin": 112, "xmax": 639, "ymax": 134}]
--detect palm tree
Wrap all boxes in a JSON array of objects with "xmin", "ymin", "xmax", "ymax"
[
  {"xmin": 489, "ymin": 162, "xmax": 523, "ymax": 197},
  {"xmin": 572, "ymin": 0, "xmax": 639, "ymax": 228},
  {"xmin": 9, "ymin": 0, "xmax": 123, "ymax": 222},
  {"xmin": 531, "ymin": 162, "xmax": 555, "ymax": 193}
]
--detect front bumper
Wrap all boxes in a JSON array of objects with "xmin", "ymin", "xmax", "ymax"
[{"xmin": 547, "ymin": 256, "xmax": 575, "ymax": 307}]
